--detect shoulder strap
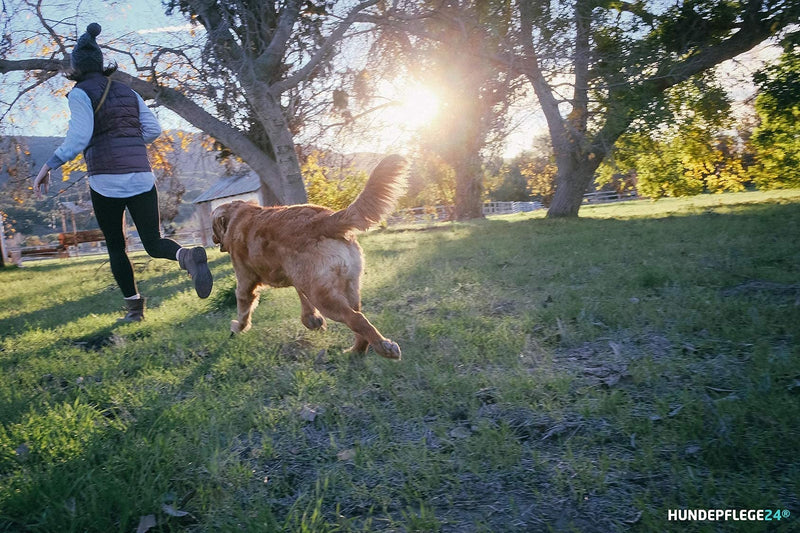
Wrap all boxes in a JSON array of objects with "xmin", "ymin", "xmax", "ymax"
[{"xmin": 94, "ymin": 79, "xmax": 113, "ymax": 114}]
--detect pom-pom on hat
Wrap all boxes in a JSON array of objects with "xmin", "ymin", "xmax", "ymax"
[{"xmin": 71, "ymin": 23, "xmax": 103, "ymax": 73}]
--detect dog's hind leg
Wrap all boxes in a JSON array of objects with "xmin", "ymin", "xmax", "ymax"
[
  {"xmin": 309, "ymin": 288, "xmax": 400, "ymax": 360},
  {"xmin": 231, "ymin": 278, "xmax": 260, "ymax": 334},
  {"xmin": 342, "ymin": 280, "xmax": 369, "ymax": 355},
  {"xmin": 297, "ymin": 289, "xmax": 326, "ymax": 330}
]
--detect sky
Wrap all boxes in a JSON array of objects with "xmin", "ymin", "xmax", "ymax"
[{"xmin": 0, "ymin": 0, "xmax": 783, "ymax": 159}]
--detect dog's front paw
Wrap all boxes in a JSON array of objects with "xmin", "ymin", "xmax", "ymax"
[
  {"xmin": 301, "ymin": 312, "xmax": 326, "ymax": 331},
  {"xmin": 231, "ymin": 319, "xmax": 251, "ymax": 334},
  {"xmin": 374, "ymin": 339, "xmax": 401, "ymax": 360}
]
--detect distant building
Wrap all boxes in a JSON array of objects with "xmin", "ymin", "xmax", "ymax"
[{"xmin": 193, "ymin": 172, "xmax": 267, "ymax": 246}]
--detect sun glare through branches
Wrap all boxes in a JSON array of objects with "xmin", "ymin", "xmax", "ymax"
[
  {"xmin": 388, "ymin": 83, "xmax": 442, "ymax": 131},
  {"xmin": 347, "ymin": 82, "xmax": 442, "ymax": 152}
]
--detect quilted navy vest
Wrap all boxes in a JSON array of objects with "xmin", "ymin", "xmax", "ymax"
[{"xmin": 74, "ymin": 73, "xmax": 152, "ymax": 175}]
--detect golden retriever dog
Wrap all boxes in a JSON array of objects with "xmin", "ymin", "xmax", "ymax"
[{"xmin": 211, "ymin": 154, "xmax": 407, "ymax": 360}]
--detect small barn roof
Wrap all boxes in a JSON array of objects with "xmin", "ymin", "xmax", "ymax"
[{"xmin": 193, "ymin": 172, "xmax": 262, "ymax": 204}]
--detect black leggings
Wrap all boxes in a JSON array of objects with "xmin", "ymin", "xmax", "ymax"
[{"xmin": 90, "ymin": 186, "xmax": 181, "ymax": 298}]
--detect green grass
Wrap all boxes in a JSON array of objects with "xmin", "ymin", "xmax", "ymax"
[{"xmin": 1, "ymin": 189, "xmax": 799, "ymax": 532}]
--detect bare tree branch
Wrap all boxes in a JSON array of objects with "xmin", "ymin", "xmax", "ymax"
[
  {"xmin": 188, "ymin": 0, "xmax": 246, "ymax": 68},
  {"xmin": 271, "ymin": 0, "xmax": 380, "ymax": 95},
  {"xmin": 30, "ymin": 0, "xmax": 70, "ymax": 58},
  {"xmin": 256, "ymin": 0, "xmax": 300, "ymax": 78},
  {"xmin": 0, "ymin": 69, "xmax": 58, "ymax": 123},
  {"xmin": 0, "ymin": 57, "xmax": 67, "ymax": 74}
]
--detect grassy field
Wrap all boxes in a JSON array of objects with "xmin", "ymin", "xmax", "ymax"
[{"xmin": 1, "ymin": 189, "xmax": 799, "ymax": 532}]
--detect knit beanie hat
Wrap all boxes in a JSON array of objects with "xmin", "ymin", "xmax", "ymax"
[{"xmin": 71, "ymin": 23, "xmax": 103, "ymax": 73}]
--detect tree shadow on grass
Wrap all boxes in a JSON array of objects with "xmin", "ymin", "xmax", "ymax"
[
  {"xmin": 0, "ymin": 255, "xmax": 230, "ymax": 336},
  {"xmin": 0, "ymin": 254, "xmax": 232, "ymax": 428},
  {"xmin": 0, "ymin": 311, "xmax": 239, "ymax": 532},
  {"xmin": 0, "ymin": 280, "xmax": 238, "ymax": 430}
]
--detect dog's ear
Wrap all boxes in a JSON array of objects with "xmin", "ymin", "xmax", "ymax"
[{"xmin": 211, "ymin": 205, "xmax": 230, "ymax": 252}]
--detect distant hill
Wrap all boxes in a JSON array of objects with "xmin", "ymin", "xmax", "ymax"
[{"xmin": 0, "ymin": 136, "xmax": 65, "ymax": 185}]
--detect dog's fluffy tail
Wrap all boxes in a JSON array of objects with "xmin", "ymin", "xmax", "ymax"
[{"xmin": 321, "ymin": 154, "xmax": 408, "ymax": 237}]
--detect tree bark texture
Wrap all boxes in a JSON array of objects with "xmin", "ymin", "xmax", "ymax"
[
  {"xmin": 546, "ymin": 155, "xmax": 602, "ymax": 218},
  {"xmin": 453, "ymin": 152, "xmax": 484, "ymax": 220},
  {"xmin": 257, "ymin": 91, "xmax": 307, "ymax": 205}
]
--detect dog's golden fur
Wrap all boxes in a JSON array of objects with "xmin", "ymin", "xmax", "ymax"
[{"xmin": 211, "ymin": 154, "xmax": 408, "ymax": 359}]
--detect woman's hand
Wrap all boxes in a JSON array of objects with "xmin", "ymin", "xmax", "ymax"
[{"xmin": 33, "ymin": 164, "xmax": 51, "ymax": 199}]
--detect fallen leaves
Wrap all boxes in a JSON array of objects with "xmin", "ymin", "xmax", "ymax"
[
  {"xmin": 14, "ymin": 443, "xmax": 30, "ymax": 461},
  {"xmin": 162, "ymin": 504, "xmax": 190, "ymax": 518},
  {"xmin": 299, "ymin": 405, "xmax": 322, "ymax": 422},
  {"xmin": 649, "ymin": 404, "xmax": 684, "ymax": 422},
  {"xmin": 135, "ymin": 494, "xmax": 195, "ymax": 532},
  {"xmin": 336, "ymin": 448, "xmax": 357, "ymax": 461},
  {"xmin": 448, "ymin": 426, "xmax": 472, "ymax": 440},
  {"xmin": 136, "ymin": 514, "xmax": 156, "ymax": 533}
]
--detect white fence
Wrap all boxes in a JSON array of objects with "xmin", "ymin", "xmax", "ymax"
[
  {"xmin": 386, "ymin": 201, "xmax": 544, "ymax": 225},
  {"xmin": 482, "ymin": 201, "xmax": 543, "ymax": 215},
  {"xmin": 582, "ymin": 190, "xmax": 639, "ymax": 204},
  {"xmin": 386, "ymin": 205, "xmax": 452, "ymax": 225},
  {"xmin": 386, "ymin": 193, "xmax": 638, "ymax": 225}
]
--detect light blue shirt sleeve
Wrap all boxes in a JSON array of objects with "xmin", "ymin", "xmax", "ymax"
[
  {"xmin": 46, "ymin": 89, "xmax": 93, "ymax": 169},
  {"xmin": 136, "ymin": 91, "xmax": 162, "ymax": 143}
]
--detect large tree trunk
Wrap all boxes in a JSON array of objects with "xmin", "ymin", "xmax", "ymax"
[
  {"xmin": 129, "ymin": 72, "xmax": 307, "ymax": 206},
  {"xmin": 453, "ymin": 152, "xmax": 484, "ymax": 220},
  {"xmin": 546, "ymin": 158, "xmax": 595, "ymax": 217},
  {"xmin": 258, "ymin": 92, "xmax": 308, "ymax": 205},
  {"xmin": 445, "ymin": 90, "xmax": 486, "ymax": 221}
]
